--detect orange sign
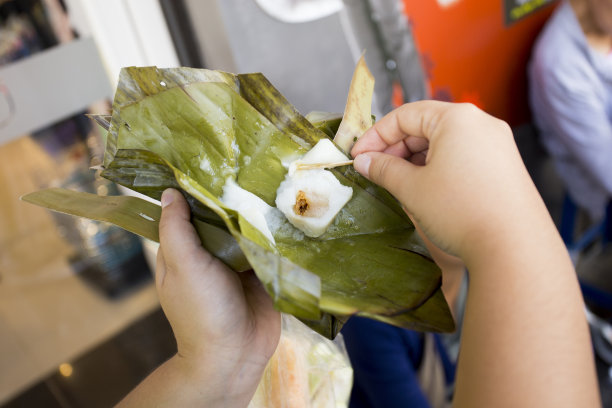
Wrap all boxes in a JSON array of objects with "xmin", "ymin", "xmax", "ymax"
[{"xmin": 402, "ymin": 0, "xmax": 557, "ymax": 126}]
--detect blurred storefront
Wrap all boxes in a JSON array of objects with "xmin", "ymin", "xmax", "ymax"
[{"xmin": 0, "ymin": 0, "xmax": 175, "ymax": 404}]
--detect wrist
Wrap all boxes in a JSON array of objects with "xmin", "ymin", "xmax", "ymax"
[
  {"xmin": 462, "ymin": 208, "xmax": 572, "ymax": 283},
  {"xmin": 173, "ymin": 350, "xmax": 267, "ymax": 408},
  {"xmin": 116, "ymin": 351, "xmax": 262, "ymax": 408},
  {"xmin": 460, "ymin": 181, "xmax": 564, "ymax": 272}
]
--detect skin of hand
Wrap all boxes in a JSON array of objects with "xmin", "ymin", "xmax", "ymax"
[
  {"xmin": 352, "ymin": 101, "xmax": 531, "ymax": 260},
  {"xmin": 351, "ymin": 101, "xmax": 601, "ymax": 407},
  {"xmin": 117, "ymin": 188, "xmax": 281, "ymax": 408},
  {"xmin": 410, "ymin": 218, "xmax": 465, "ymax": 318}
]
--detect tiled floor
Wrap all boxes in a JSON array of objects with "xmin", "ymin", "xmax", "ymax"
[
  {"xmin": 2, "ymin": 308, "xmax": 176, "ymax": 408},
  {"xmin": 0, "ymin": 134, "xmax": 161, "ymax": 404}
]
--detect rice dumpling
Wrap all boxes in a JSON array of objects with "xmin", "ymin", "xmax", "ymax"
[{"xmin": 276, "ymin": 140, "xmax": 353, "ymax": 238}]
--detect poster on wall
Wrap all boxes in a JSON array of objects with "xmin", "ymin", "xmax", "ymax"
[{"xmin": 504, "ymin": 0, "xmax": 555, "ymax": 25}]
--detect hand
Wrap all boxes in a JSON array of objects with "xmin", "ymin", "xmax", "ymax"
[
  {"xmin": 119, "ymin": 188, "xmax": 280, "ymax": 408},
  {"xmin": 351, "ymin": 101, "xmax": 541, "ymax": 265},
  {"xmin": 409, "ymin": 215, "xmax": 465, "ymax": 318},
  {"xmin": 351, "ymin": 101, "xmax": 600, "ymax": 407},
  {"xmin": 156, "ymin": 188, "xmax": 280, "ymax": 404},
  {"xmin": 408, "ymin": 213, "xmax": 464, "ymax": 275}
]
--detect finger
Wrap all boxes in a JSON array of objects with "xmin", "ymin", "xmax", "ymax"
[
  {"xmin": 382, "ymin": 140, "xmax": 429, "ymax": 164},
  {"xmin": 240, "ymin": 271, "xmax": 277, "ymax": 319},
  {"xmin": 403, "ymin": 135, "xmax": 430, "ymax": 154},
  {"xmin": 351, "ymin": 100, "xmax": 452, "ymax": 157},
  {"xmin": 155, "ymin": 247, "xmax": 167, "ymax": 290},
  {"xmin": 353, "ymin": 151, "xmax": 421, "ymax": 207},
  {"xmin": 239, "ymin": 271, "xmax": 280, "ymax": 358},
  {"xmin": 382, "ymin": 140, "xmax": 411, "ymax": 158},
  {"xmin": 410, "ymin": 151, "xmax": 428, "ymax": 166},
  {"xmin": 159, "ymin": 188, "xmax": 211, "ymax": 274}
]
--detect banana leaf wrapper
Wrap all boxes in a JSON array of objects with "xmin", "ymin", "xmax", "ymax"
[{"xmin": 24, "ymin": 67, "xmax": 454, "ymax": 338}]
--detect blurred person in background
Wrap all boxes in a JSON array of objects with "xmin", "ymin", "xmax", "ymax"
[
  {"xmin": 529, "ymin": 0, "xmax": 612, "ymax": 330},
  {"xmin": 529, "ymin": 0, "xmax": 612, "ymax": 226}
]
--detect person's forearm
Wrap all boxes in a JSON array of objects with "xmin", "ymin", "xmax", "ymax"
[
  {"xmin": 116, "ymin": 354, "xmax": 255, "ymax": 408},
  {"xmin": 453, "ymin": 190, "xmax": 600, "ymax": 407},
  {"xmin": 116, "ymin": 355, "xmax": 213, "ymax": 407}
]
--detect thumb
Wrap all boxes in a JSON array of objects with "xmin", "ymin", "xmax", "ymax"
[
  {"xmin": 159, "ymin": 189, "xmax": 212, "ymax": 277},
  {"xmin": 353, "ymin": 152, "xmax": 420, "ymax": 208}
]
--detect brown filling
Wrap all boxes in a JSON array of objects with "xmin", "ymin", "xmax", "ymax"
[
  {"xmin": 293, "ymin": 190, "xmax": 329, "ymax": 218},
  {"xmin": 294, "ymin": 190, "xmax": 309, "ymax": 215}
]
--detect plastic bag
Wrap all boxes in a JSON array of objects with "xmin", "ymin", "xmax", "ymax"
[{"xmin": 249, "ymin": 314, "xmax": 353, "ymax": 408}]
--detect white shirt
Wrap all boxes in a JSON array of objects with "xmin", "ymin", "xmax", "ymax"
[{"xmin": 529, "ymin": 1, "xmax": 612, "ymax": 220}]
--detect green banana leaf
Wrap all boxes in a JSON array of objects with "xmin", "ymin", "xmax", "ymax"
[
  {"xmin": 24, "ymin": 66, "xmax": 454, "ymax": 338},
  {"xmin": 20, "ymin": 188, "xmax": 250, "ymax": 272}
]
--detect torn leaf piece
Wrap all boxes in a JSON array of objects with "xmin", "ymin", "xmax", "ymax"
[
  {"xmin": 333, "ymin": 54, "xmax": 375, "ymax": 154},
  {"xmin": 21, "ymin": 188, "xmax": 251, "ymax": 272},
  {"xmin": 220, "ymin": 178, "xmax": 276, "ymax": 244}
]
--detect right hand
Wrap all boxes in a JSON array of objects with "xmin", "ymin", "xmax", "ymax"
[
  {"xmin": 351, "ymin": 101, "xmax": 543, "ymax": 264},
  {"xmin": 351, "ymin": 101, "xmax": 600, "ymax": 408}
]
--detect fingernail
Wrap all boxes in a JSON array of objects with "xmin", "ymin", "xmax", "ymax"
[
  {"xmin": 353, "ymin": 154, "xmax": 372, "ymax": 178},
  {"xmin": 161, "ymin": 189, "xmax": 175, "ymax": 208}
]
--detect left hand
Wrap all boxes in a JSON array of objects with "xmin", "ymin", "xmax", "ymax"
[{"xmin": 156, "ymin": 188, "xmax": 281, "ymax": 406}]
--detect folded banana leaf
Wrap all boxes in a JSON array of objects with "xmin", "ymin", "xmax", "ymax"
[{"xmin": 23, "ymin": 64, "xmax": 454, "ymax": 338}]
